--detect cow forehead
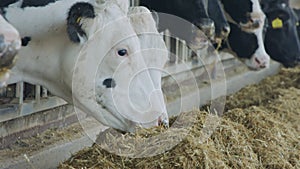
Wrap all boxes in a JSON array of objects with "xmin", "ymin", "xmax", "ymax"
[
  {"xmin": 87, "ymin": 2, "xmax": 139, "ymax": 47},
  {"xmin": 128, "ymin": 6, "xmax": 168, "ymax": 67},
  {"xmin": 250, "ymin": 0, "xmax": 265, "ymax": 19}
]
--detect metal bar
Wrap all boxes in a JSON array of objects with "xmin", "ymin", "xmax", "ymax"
[
  {"xmin": 130, "ymin": 0, "xmax": 134, "ymax": 6},
  {"xmin": 164, "ymin": 30, "xmax": 172, "ymax": 63},
  {"xmin": 175, "ymin": 37, "xmax": 179, "ymax": 64},
  {"xmin": 42, "ymin": 87, "xmax": 48, "ymax": 98},
  {"xmin": 182, "ymin": 40, "xmax": 188, "ymax": 63},
  {"xmin": 17, "ymin": 82, "xmax": 24, "ymax": 104},
  {"xmin": 35, "ymin": 85, "xmax": 41, "ymax": 103}
]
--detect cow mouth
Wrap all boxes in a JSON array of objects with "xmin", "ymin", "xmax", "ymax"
[
  {"xmin": 0, "ymin": 36, "xmax": 20, "ymax": 70},
  {"xmin": 189, "ymin": 35, "xmax": 209, "ymax": 50},
  {"xmin": 158, "ymin": 116, "xmax": 169, "ymax": 128}
]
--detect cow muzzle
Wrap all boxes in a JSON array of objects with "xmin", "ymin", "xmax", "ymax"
[
  {"xmin": 0, "ymin": 35, "xmax": 20, "ymax": 70},
  {"xmin": 195, "ymin": 18, "xmax": 215, "ymax": 38},
  {"xmin": 246, "ymin": 54, "xmax": 270, "ymax": 70},
  {"xmin": 0, "ymin": 34, "xmax": 20, "ymax": 87},
  {"xmin": 219, "ymin": 25, "xmax": 231, "ymax": 40}
]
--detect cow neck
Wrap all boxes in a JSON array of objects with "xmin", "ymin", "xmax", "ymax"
[{"xmin": 223, "ymin": 10, "xmax": 240, "ymax": 28}]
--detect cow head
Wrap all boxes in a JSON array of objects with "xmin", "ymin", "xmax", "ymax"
[
  {"xmin": 67, "ymin": 0, "xmax": 168, "ymax": 132},
  {"xmin": 0, "ymin": 15, "xmax": 21, "ymax": 87},
  {"xmin": 222, "ymin": 0, "xmax": 270, "ymax": 70},
  {"xmin": 261, "ymin": 0, "xmax": 300, "ymax": 67}
]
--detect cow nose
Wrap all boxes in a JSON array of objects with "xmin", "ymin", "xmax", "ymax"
[
  {"xmin": 0, "ymin": 36, "xmax": 19, "ymax": 69},
  {"xmin": 252, "ymin": 20, "xmax": 260, "ymax": 29},
  {"xmin": 254, "ymin": 57, "xmax": 268, "ymax": 69},
  {"xmin": 196, "ymin": 18, "xmax": 215, "ymax": 38},
  {"xmin": 222, "ymin": 25, "xmax": 230, "ymax": 34},
  {"xmin": 158, "ymin": 116, "xmax": 169, "ymax": 128}
]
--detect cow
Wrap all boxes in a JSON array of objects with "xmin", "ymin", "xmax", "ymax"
[
  {"xmin": 3, "ymin": 0, "xmax": 169, "ymax": 132},
  {"xmin": 0, "ymin": 12, "xmax": 21, "ymax": 88},
  {"xmin": 220, "ymin": 0, "xmax": 270, "ymax": 70},
  {"xmin": 294, "ymin": 8, "xmax": 300, "ymax": 38},
  {"xmin": 139, "ymin": 0, "xmax": 215, "ymax": 50},
  {"xmin": 0, "ymin": 0, "xmax": 58, "ymax": 8},
  {"xmin": 261, "ymin": 0, "xmax": 300, "ymax": 67},
  {"xmin": 207, "ymin": 0, "xmax": 230, "ymax": 44}
]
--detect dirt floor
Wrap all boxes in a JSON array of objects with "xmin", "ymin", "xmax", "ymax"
[{"xmin": 58, "ymin": 66, "xmax": 300, "ymax": 169}]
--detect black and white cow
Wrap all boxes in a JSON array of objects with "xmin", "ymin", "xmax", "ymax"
[
  {"xmin": 261, "ymin": 0, "xmax": 300, "ymax": 67},
  {"xmin": 219, "ymin": 0, "xmax": 270, "ymax": 69},
  {"xmin": 0, "ymin": 0, "xmax": 58, "ymax": 8},
  {"xmin": 139, "ymin": 0, "xmax": 215, "ymax": 50},
  {"xmin": 2, "ymin": 0, "xmax": 169, "ymax": 132},
  {"xmin": 294, "ymin": 8, "xmax": 300, "ymax": 38},
  {"xmin": 292, "ymin": 6, "xmax": 300, "ymax": 63},
  {"xmin": 207, "ymin": 0, "xmax": 230, "ymax": 43}
]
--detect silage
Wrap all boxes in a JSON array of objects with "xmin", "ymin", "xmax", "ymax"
[{"xmin": 59, "ymin": 67, "xmax": 300, "ymax": 169}]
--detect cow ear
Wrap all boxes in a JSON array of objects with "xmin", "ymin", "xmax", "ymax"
[
  {"xmin": 151, "ymin": 10, "xmax": 160, "ymax": 29},
  {"xmin": 92, "ymin": 0, "xmax": 129, "ymax": 14},
  {"xmin": 66, "ymin": 2, "xmax": 96, "ymax": 43}
]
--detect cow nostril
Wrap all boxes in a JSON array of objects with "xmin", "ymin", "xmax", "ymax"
[
  {"xmin": 255, "ymin": 57, "xmax": 261, "ymax": 65},
  {"xmin": 102, "ymin": 78, "xmax": 116, "ymax": 88},
  {"xmin": 260, "ymin": 64, "xmax": 266, "ymax": 68},
  {"xmin": 158, "ymin": 116, "xmax": 169, "ymax": 128},
  {"xmin": 253, "ymin": 20, "xmax": 260, "ymax": 28}
]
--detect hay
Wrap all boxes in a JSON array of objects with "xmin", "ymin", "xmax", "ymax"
[
  {"xmin": 225, "ymin": 67, "xmax": 300, "ymax": 110},
  {"xmin": 59, "ymin": 66, "xmax": 300, "ymax": 169}
]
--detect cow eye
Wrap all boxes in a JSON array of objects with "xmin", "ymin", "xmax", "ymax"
[{"xmin": 117, "ymin": 49, "xmax": 128, "ymax": 56}]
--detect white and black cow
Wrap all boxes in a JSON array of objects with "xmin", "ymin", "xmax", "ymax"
[
  {"xmin": 220, "ymin": 0, "xmax": 270, "ymax": 69},
  {"xmin": 0, "ymin": 0, "xmax": 57, "ymax": 8},
  {"xmin": 261, "ymin": 0, "xmax": 300, "ymax": 67},
  {"xmin": 0, "ymin": 10, "xmax": 21, "ymax": 87},
  {"xmin": 139, "ymin": 0, "xmax": 215, "ymax": 50},
  {"xmin": 207, "ymin": 0, "xmax": 230, "ymax": 43},
  {"xmin": 294, "ymin": 8, "xmax": 300, "ymax": 39},
  {"xmin": 3, "ymin": 0, "xmax": 169, "ymax": 132}
]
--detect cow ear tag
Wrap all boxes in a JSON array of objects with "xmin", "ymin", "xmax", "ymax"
[
  {"xmin": 76, "ymin": 17, "xmax": 82, "ymax": 24},
  {"xmin": 272, "ymin": 17, "xmax": 283, "ymax": 29}
]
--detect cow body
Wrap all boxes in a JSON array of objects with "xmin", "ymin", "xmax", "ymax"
[
  {"xmin": 4, "ymin": 0, "xmax": 169, "ymax": 132},
  {"xmin": 139, "ymin": 0, "xmax": 215, "ymax": 50},
  {"xmin": 207, "ymin": 0, "xmax": 230, "ymax": 42},
  {"xmin": 261, "ymin": 0, "xmax": 300, "ymax": 67},
  {"xmin": 294, "ymin": 8, "xmax": 300, "ymax": 39},
  {"xmin": 0, "ymin": 0, "xmax": 58, "ymax": 8}
]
